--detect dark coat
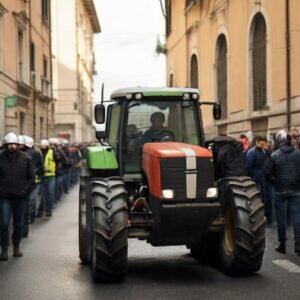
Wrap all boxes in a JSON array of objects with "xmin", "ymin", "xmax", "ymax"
[
  {"xmin": 246, "ymin": 147, "xmax": 269, "ymax": 181},
  {"xmin": 206, "ymin": 136, "xmax": 246, "ymax": 179},
  {"xmin": 27, "ymin": 148, "xmax": 44, "ymax": 177},
  {"xmin": 0, "ymin": 150, "xmax": 35, "ymax": 199},
  {"xmin": 269, "ymin": 145, "xmax": 300, "ymax": 192}
]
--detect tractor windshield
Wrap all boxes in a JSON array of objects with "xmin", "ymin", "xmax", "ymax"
[{"xmin": 123, "ymin": 99, "xmax": 201, "ymax": 173}]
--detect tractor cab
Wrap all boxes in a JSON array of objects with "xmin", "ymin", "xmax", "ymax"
[{"xmin": 94, "ymin": 87, "xmax": 215, "ymax": 177}]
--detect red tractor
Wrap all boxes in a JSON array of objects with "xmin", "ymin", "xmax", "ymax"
[{"xmin": 79, "ymin": 87, "xmax": 265, "ymax": 281}]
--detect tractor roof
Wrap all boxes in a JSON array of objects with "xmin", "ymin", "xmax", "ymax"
[{"xmin": 110, "ymin": 87, "xmax": 200, "ymax": 99}]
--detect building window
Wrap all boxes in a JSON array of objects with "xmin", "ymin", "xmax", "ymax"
[
  {"xmin": 190, "ymin": 54, "xmax": 198, "ymax": 88},
  {"xmin": 216, "ymin": 34, "xmax": 228, "ymax": 119},
  {"xmin": 43, "ymin": 56, "xmax": 48, "ymax": 78},
  {"xmin": 166, "ymin": 0, "xmax": 172, "ymax": 36},
  {"xmin": 185, "ymin": 0, "xmax": 194, "ymax": 7},
  {"xmin": 169, "ymin": 73, "xmax": 174, "ymax": 87},
  {"xmin": 30, "ymin": 42, "xmax": 35, "ymax": 71},
  {"xmin": 41, "ymin": 0, "xmax": 50, "ymax": 24},
  {"xmin": 252, "ymin": 13, "xmax": 267, "ymax": 111},
  {"xmin": 17, "ymin": 29, "xmax": 24, "ymax": 81},
  {"xmin": 0, "ymin": 13, "xmax": 3, "ymax": 70},
  {"xmin": 40, "ymin": 117, "xmax": 44, "ymax": 139},
  {"xmin": 19, "ymin": 112, "xmax": 26, "ymax": 133}
]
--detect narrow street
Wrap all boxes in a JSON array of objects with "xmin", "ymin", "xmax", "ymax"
[{"xmin": 0, "ymin": 185, "xmax": 299, "ymax": 300}]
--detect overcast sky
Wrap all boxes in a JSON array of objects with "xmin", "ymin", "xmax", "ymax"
[{"xmin": 93, "ymin": 0, "xmax": 166, "ymax": 100}]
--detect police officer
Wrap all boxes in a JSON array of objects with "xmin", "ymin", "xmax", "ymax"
[{"xmin": 0, "ymin": 132, "xmax": 34, "ymax": 260}]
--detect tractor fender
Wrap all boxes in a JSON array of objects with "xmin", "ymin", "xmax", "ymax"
[
  {"xmin": 80, "ymin": 162, "xmax": 91, "ymax": 177},
  {"xmin": 86, "ymin": 146, "xmax": 118, "ymax": 170}
]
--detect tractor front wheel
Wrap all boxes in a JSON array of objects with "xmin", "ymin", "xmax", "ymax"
[
  {"xmin": 219, "ymin": 177, "xmax": 266, "ymax": 275},
  {"xmin": 79, "ymin": 177, "xmax": 92, "ymax": 264},
  {"xmin": 91, "ymin": 177, "xmax": 128, "ymax": 282}
]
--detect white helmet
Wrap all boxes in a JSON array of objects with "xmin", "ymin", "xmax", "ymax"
[
  {"xmin": 24, "ymin": 136, "xmax": 34, "ymax": 148},
  {"xmin": 49, "ymin": 137, "xmax": 60, "ymax": 145},
  {"xmin": 2, "ymin": 132, "xmax": 19, "ymax": 145},
  {"xmin": 40, "ymin": 139, "xmax": 49, "ymax": 147},
  {"xmin": 18, "ymin": 135, "xmax": 26, "ymax": 145},
  {"xmin": 60, "ymin": 138, "xmax": 69, "ymax": 145}
]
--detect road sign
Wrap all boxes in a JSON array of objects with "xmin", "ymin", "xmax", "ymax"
[{"xmin": 5, "ymin": 96, "xmax": 17, "ymax": 108}]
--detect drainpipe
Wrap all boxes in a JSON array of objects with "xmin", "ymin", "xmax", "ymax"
[
  {"xmin": 185, "ymin": 10, "xmax": 189, "ymax": 87},
  {"xmin": 28, "ymin": 0, "xmax": 36, "ymax": 139},
  {"xmin": 285, "ymin": 0, "xmax": 291, "ymax": 131},
  {"xmin": 48, "ymin": 0, "xmax": 53, "ymax": 138}
]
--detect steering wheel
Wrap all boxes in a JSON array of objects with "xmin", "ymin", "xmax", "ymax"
[{"xmin": 151, "ymin": 130, "xmax": 175, "ymax": 142}]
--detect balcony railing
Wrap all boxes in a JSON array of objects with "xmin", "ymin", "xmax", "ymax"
[
  {"xmin": 30, "ymin": 72, "xmax": 42, "ymax": 91},
  {"xmin": 17, "ymin": 62, "xmax": 30, "ymax": 85},
  {"xmin": 41, "ymin": 77, "xmax": 51, "ymax": 98}
]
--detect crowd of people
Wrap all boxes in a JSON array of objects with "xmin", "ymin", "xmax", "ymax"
[
  {"xmin": 240, "ymin": 128, "xmax": 300, "ymax": 256},
  {"xmin": 0, "ymin": 132, "xmax": 86, "ymax": 261},
  {"xmin": 0, "ymin": 126, "xmax": 299, "ymax": 261}
]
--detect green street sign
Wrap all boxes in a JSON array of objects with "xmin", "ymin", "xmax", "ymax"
[{"xmin": 5, "ymin": 96, "xmax": 17, "ymax": 108}]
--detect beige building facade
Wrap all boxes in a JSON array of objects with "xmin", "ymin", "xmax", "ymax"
[
  {"xmin": 51, "ymin": 0, "xmax": 100, "ymax": 142},
  {"xmin": 0, "ymin": 0, "xmax": 53, "ymax": 140},
  {"xmin": 166, "ymin": 0, "xmax": 300, "ymax": 140}
]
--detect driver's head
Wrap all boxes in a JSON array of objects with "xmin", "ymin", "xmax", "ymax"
[{"xmin": 150, "ymin": 112, "xmax": 165, "ymax": 130}]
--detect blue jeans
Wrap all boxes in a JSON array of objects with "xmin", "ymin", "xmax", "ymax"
[
  {"xmin": 55, "ymin": 175, "xmax": 64, "ymax": 201},
  {"xmin": 63, "ymin": 172, "xmax": 70, "ymax": 193},
  {"xmin": 0, "ymin": 198, "xmax": 27, "ymax": 246},
  {"xmin": 275, "ymin": 191, "xmax": 300, "ymax": 246},
  {"xmin": 40, "ymin": 177, "xmax": 55, "ymax": 214},
  {"xmin": 29, "ymin": 184, "xmax": 41, "ymax": 219}
]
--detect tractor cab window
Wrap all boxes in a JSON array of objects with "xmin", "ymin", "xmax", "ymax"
[
  {"xmin": 107, "ymin": 103, "xmax": 121, "ymax": 152},
  {"xmin": 123, "ymin": 99, "xmax": 200, "ymax": 173}
]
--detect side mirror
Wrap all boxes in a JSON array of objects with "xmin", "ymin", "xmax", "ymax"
[
  {"xmin": 213, "ymin": 103, "xmax": 221, "ymax": 120},
  {"xmin": 94, "ymin": 104, "xmax": 105, "ymax": 124}
]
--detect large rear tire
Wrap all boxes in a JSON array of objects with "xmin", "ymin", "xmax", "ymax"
[
  {"xmin": 219, "ymin": 177, "xmax": 266, "ymax": 275},
  {"xmin": 79, "ymin": 177, "xmax": 92, "ymax": 264},
  {"xmin": 91, "ymin": 177, "xmax": 128, "ymax": 282}
]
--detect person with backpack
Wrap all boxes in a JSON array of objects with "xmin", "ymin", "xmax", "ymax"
[
  {"xmin": 269, "ymin": 130, "xmax": 300, "ymax": 255},
  {"xmin": 206, "ymin": 135, "xmax": 246, "ymax": 180}
]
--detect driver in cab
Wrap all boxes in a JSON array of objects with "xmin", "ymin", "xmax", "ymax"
[{"xmin": 141, "ymin": 112, "xmax": 166, "ymax": 143}]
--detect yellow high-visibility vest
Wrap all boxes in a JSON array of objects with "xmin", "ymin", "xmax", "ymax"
[{"xmin": 44, "ymin": 149, "xmax": 56, "ymax": 177}]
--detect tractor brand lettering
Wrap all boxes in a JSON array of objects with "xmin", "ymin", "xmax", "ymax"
[{"xmin": 185, "ymin": 169, "xmax": 198, "ymax": 174}]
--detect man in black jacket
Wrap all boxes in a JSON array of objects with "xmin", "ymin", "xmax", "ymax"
[
  {"xmin": 269, "ymin": 130, "xmax": 300, "ymax": 255},
  {"xmin": 23, "ymin": 136, "xmax": 44, "ymax": 226},
  {"xmin": 0, "ymin": 132, "xmax": 34, "ymax": 260}
]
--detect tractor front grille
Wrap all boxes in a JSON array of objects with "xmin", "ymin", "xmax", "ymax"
[{"xmin": 160, "ymin": 157, "xmax": 214, "ymax": 201}]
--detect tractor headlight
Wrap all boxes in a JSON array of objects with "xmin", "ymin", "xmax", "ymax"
[
  {"xmin": 183, "ymin": 93, "xmax": 190, "ymax": 100},
  {"xmin": 135, "ymin": 93, "xmax": 142, "ymax": 100},
  {"xmin": 126, "ymin": 93, "xmax": 133, "ymax": 100},
  {"xmin": 206, "ymin": 187, "xmax": 218, "ymax": 199},
  {"xmin": 162, "ymin": 189, "xmax": 174, "ymax": 199},
  {"xmin": 192, "ymin": 93, "xmax": 198, "ymax": 100}
]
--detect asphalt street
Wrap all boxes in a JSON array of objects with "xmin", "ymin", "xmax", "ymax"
[{"xmin": 0, "ymin": 185, "xmax": 300, "ymax": 300}]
